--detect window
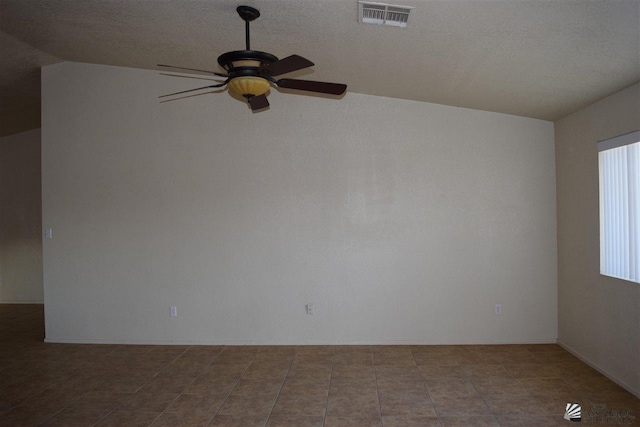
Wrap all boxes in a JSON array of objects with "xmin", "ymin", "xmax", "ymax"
[{"xmin": 598, "ymin": 130, "xmax": 640, "ymax": 283}]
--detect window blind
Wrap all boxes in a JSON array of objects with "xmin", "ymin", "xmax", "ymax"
[{"xmin": 598, "ymin": 131, "xmax": 640, "ymax": 283}]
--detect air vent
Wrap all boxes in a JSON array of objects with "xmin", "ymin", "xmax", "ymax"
[{"xmin": 358, "ymin": 1, "xmax": 414, "ymax": 28}]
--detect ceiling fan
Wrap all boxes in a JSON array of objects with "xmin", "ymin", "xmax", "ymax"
[{"xmin": 158, "ymin": 5, "xmax": 347, "ymax": 111}]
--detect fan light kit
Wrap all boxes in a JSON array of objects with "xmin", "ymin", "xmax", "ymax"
[{"xmin": 158, "ymin": 5, "xmax": 347, "ymax": 111}]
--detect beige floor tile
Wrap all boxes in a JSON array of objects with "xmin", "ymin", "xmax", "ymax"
[
  {"xmin": 381, "ymin": 415, "xmax": 441, "ymax": 426},
  {"xmin": 412, "ymin": 352, "xmax": 461, "ymax": 366},
  {"xmin": 95, "ymin": 375, "xmax": 151, "ymax": 393},
  {"xmin": 491, "ymin": 352, "xmax": 540, "ymax": 364},
  {"xmin": 296, "ymin": 345, "xmax": 335, "ymax": 354},
  {"xmin": 243, "ymin": 364, "xmax": 290, "ymax": 379},
  {"xmin": 495, "ymin": 414, "xmax": 566, "ymax": 426},
  {"xmin": 52, "ymin": 373, "xmax": 109, "ymax": 393},
  {"xmin": 232, "ymin": 378, "xmax": 284, "ymax": 395},
  {"xmin": 375, "ymin": 366, "xmax": 422, "ymax": 381},
  {"xmin": 463, "ymin": 364, "xmax": 510, "ymax": 378},
  {"xmin": 293, "ymin": 353, "xmax": 334, "ymax": 365},
  {"xmin": 95, "ymin": 410, "xmax": 161, "ymax": 427},
  {"xmin": 334, "ymin": 346, "xmax": 372, "ymax": 353},
  {"xmin": 503, "ymin": 363, "xmax": 560, "ymax": 378},
  {"xmin": 438, "ymin": 415, "xmax": 500, "ymax": 426},
  {"xmin": 426, "ymin": 378, "xmax": 479, "ymax": 398},
  {"xmin": 333, "ymin": 352, "xmax": 374, "ymax": 366},
  {"xmin": 202, "ymin": 364, "xmax": 248, "ymax": 379},
  {"xmin": 379, "ymin": 394, "xmax": 436, "ymax": 417},
  {"xmin": 331, "ymin": 365, "xmax": 376, "ymax": 379},
  {"xmin": 286, "ymin": 364, "xmax": 332, "ymax": 380},
  {"xmin": 150, "ymin": 411, "xmax": 214, "ymax": 426},
  {"xmin": 271, "ymin": 394, "xmax": 327, "ymax": 416},
  {"xmin": 329, "ymin": 378, "xmax": 378, "ymax": 396},
  {"xmin": 17, "ymin": 387, "xmax": 81, "ymax": 411},
  {"xmin": 165, "ymin": 393, "xmax": 227, "ymax": 414},
  {"xmin": 432, "ymin": 395, "xmax": 490, "ymax": 416},
  {"xmin": 258, "ymin": 346, "xmax": 297, "ymax": 356},
  {"xmin": 40, "ymin": 407, "xmax": 110, "ymax": 426},
  {"xmin": 68, "ymin": 390, "xmax": 132, "ymax": 411},
  {"xmin": 470, "ymin": 378, "xmax": 530, "ymax": 397},
  {"xmin": 376, "ymin": 379, "xmax": 429, "ymax": 397},
  {"xmin": 183, "ymin": 376, "xmax": 238, "ymax": 395},
  {"xmin": 2, "ymin": 306, "xmax": 637, "ymax": 427},
  {"xmin": 213, "ymin": 354, "xmax": 257, "ymax": 365},
  {"xmin": 519, "ymin": 377, "xmax": 579, "ymax": 397},
  {"xmin": 279, "ymin": 378, "xmax": 330, "ymax": 396},
  {"xmin": 324, "ymin": 416, "xmax": 381, "ymax": 426},
  {"xmin": 117, "ymin": 391, "xmax": 179, "ymax": 412},
  {"xmin": 326, "ymin": 393, "xmax": 380, "ymax": 417},
  {"xmin": 0, "ymin": 405, "xmax": 65, "ymax": 426},
  {"xmin": 209, "ymin": 414, "xmax": 269, "ymax": 426},
  {"xmin": 139, "ymin": 375, "xmax": 195, "ymax": 393},
  {"xmin": 484, "ymin": 395, "xmax": 548, "ymax": 415},
  {"xmin": 419, "ymin": 365, "xmax": 467, "ymax": 379},
  {"xmin": 217, "ymin": 394, "xmax": 277, "ymax": 416},
  {"xmin": 266, "ymin": 415, "xmax": 324, "ymax": 426},
  {"xmin": 157, "ymin": 361, "xmax": 207, "ymax": 377},
  {"xmin": 373, "ymin": 353, "xmax": 416, "ymax": 366}
]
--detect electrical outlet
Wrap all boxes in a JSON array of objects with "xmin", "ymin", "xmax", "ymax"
[
  {"xmin": 170, "ymin": 306, "xmax": 177, "ymax": 317},
  {"xmin": 495, "ymin": 304, "xmax": 502, "ymax": 315},
  {"xmin": 306, "ymin": 303, "xmax": 315, "ymax": 315}
]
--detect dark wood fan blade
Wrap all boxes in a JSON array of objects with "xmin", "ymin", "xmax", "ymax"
[
  {"xmin": 248, "ymin": 94, "xmax": 270, "ymax": 110},
  {"xmin": 276, "ymin": 79, "xmax": 347, "ymax": 95},
  {"xmin": 261, "ymin": 55, "xmax": 314, "ymax": 76},
  {"xmin": 157, "ymin": 64, "xmax": 228, "ymax": 77},
  {"xmin": 159, "ymin": 82, "xmax": 228, "ymax": 98},
  {"xmin": 160, "ymin": 73, "xmax": 223, "ymax": 82}
]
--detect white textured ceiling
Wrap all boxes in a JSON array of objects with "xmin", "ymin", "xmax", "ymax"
[{"xmin": 1, "ymin": 0, "xmax": 639, "ymax": 137}]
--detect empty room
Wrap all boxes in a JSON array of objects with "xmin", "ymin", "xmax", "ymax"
[{"xmin": 0, "ymin": 0, "xmax": 638, "ymax": 426}]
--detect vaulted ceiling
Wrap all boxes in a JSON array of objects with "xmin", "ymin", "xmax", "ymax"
[{"xmin": 1, "ymin": 0, "xmax": 639, "ymax": 137}]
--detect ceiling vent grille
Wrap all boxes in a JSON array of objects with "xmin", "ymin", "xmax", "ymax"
[{"xmin": 358, "ymin": 1, "xmax": 414, "ymax": 28}]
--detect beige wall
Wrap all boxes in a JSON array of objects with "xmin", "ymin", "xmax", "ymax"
[
  {"xmin": 0, "ymin": 128, "xmax": 43, "ymax": 303},
  {"xmin": 555, "ymin": 82, "xmax": 640, "ymax": 396},
  {"xmin": 42, "ymin": 61, "xmax": 557, "ymax": 345}
]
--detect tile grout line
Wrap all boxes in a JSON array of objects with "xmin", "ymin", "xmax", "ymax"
[
  {"xmin": 263, "ymin": 348, "xmax": 296, "ymax": 427},
  {"xmin": 34, "ymin": 343, "xmax": 128, "ymax": 427},
  {"xmin": 91, "ymin": 344, "xmax": 193, "ymax": 427},
  {"xmin": 146, "ymin": 344, "xmax": 204, "ymax": 426},
  {"xmin": 322, "ymin": 346, "xmax": 337, "ymax": 427},
  {"xmin": 204, "ymin": 346, "xmax": 255, "ymax": 427},
  {"xmin": 371, "ymin": 346, "xmax": 384, "ymax": 427},
  {"xmin": 409, "ymin": 346, "xmax": 442, "ymax": 427},
  {"xmin": 464, "ymin": 353, "xmax": 501, "ymax": 427},
  {"xmin": 1, "ymin": 313, "xmax": 636, "ymax": 427}
]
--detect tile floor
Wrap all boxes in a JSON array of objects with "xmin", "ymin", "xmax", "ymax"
[{"xmin": 0, "ymin": 304, "xmax": 638, "ymax": 426}]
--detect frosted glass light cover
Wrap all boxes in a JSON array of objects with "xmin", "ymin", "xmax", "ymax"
[{"xmin": 228, "ymin": 76, "xmax": 270, "ymax": 97}]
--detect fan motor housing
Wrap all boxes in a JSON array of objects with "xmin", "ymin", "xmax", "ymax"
[
  {"xmin": 218, "ymin": 50, "xmax": 279, "ymax": 97},
  {"xmin": 217, "ymin": 50, "xmax": 278, "ymax": 72}
]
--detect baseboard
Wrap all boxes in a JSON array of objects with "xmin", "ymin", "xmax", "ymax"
[
  {"xmin": 0, "ymin": 300, "xmax": 44, "ymax": 304},
  {"xmin": 44, "ymin": 337, "xmax": 558, "ymax": 346},
  {"xmin": 557, "ymin": 340, "xmax": 640, "ymax": 398}
]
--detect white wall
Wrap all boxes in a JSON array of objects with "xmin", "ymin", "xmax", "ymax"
[
  {"xmin": 555, "ymin": 82, "xmax": 640, "ymax": 396},
  {"xmin": 0, "ymin": 128, "xmax": 43, "ymax": 303},
  {"xmin": 42, "ymin": 61, "xmax": 556, "ymax": 344}
]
